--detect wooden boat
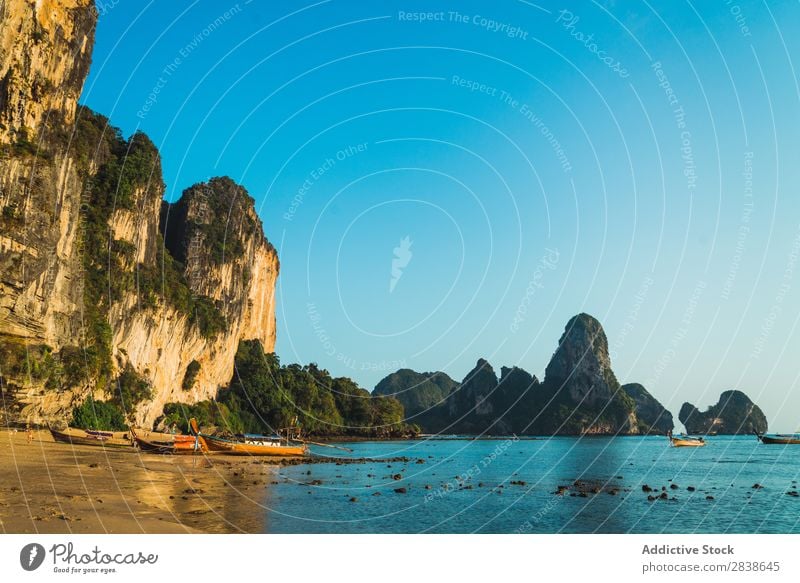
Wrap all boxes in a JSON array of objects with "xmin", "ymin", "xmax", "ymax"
[
  {"xmin": 189, "ymin": 418, "xmax": 308, "ymax": 457},
  {"xmin": 130, "ymin": 427, "xmax": 204, "ymax": 454},
  {"xmin": 756, "ymin": 433, "xmax": 800, "ymax": 445},
  {"xmin": 669, "ymin": 435, "xmax": 706, "ymax": 447},
  {"xmin": 49, "ymin": 427, "xmax": 132, "ymax": 448}
]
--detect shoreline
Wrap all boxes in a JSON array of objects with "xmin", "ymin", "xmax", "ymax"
[
  {"xmin": 0, "ymin": 429, "xmax": 425, "ymax": 533},
  {"xmin": 0, "ymin": 428, "xmax": 295, "ymax": 533}
]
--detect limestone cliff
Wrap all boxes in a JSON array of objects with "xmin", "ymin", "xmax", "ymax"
[
  {"xmin": 0, "ymin": 0, "xmax": 95, "ymax": 144},
  {"xmin": 622, "ymin": 383, "xmax": 674, "ymax": 434},
  {"xmin": 372, "ymin": 314, "xmax": 652, "ymax": 435},
  {"xmin": 541, "ymin": 313, "xmax": 638, "ymax": 434},
  {"xmin": 679, "ymin": 390, "xmax": 767, "ymax": 435},
  {"xmin": 0, "ymin": 0, "xmax": 279, "ymax": 427}
]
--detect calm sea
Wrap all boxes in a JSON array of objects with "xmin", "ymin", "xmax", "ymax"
[{"xmin": 259, "ymin": 436, "xmax": 800, "ymax": 533}]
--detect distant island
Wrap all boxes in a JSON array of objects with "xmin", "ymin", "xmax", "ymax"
[
  {"xmin": 680, "ymin": 391, "xmax": 768, "ymax": 435},
  {"xmin": 375, "ymin": 314, "xmax": 769, "ymax": 436},
  {"xmin": 373, "ymin": 314, "xmax": 767, "ymax": 435},
  {"xmin": 376, "ymin": 313, "xmax": 673, "ymax": 436}
]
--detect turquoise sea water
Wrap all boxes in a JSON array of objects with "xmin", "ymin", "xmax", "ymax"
[{"xmin": 259, "ymin": 436, "xmax": 800, "ymax": 533}]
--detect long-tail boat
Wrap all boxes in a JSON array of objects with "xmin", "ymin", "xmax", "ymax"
[
  {"xmin": 49, "ymin": 427, "xmax": 132, "ymax": 448},
  {"xmin": 130, "ymin": 427, "xmax": 204, "ymax": 454},
  {"xmin": 669, "ymin": 434, "xmax": 706, "ymax": 447},
  {"xmin": 189, "ymin": 418, "xmax": 308, "ymax": 457},
  {"xmin": 756, "ymin": 433, "xmax": 800, "ymax": 445}
]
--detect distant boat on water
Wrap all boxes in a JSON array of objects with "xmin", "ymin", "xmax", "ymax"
[
  {"xmin": 669, "ymin": 433, "xmax": 706, "ymax": 447},
  {"xmin": 756, "ymin": 433, "xmax": 800, "ymax": 445}
]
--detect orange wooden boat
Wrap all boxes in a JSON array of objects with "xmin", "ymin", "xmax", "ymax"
[
  {"xmin": 189, "ymin": 419, "xmax": 308, "ymax": 457},
  {"xmin": 669, "ymin": 435, "xmax": 706, "ymax": 447}
]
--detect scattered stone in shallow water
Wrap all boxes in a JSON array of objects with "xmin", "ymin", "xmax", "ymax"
[
  {"xmin": 372, "ymin": 492, "xmax": 382, "ymax": 496},
  {"xmin": 394, "ymin": 487, "xmax": 407, "ymax": 494},
  {"xmin": 752, "ymin": 483, "xmax": 763, "ymax": 489},
  {"xmin": 349, "ymin": 497, "xmax": 357, "ymax": 502},
  {"xmin": 642, "ymin": 485, "xmax": 652, "ymax": 492},
  {"xmin": 670, "ymin": 484, "xmax": 679, "ymax": 490},
  {"xmin": 786, "ymin": 491, "xmax": 799, "ymax": 497},
  {"xmin": 659, "ymin": 492, "xmax": 668, "ymax": 500},
  {"xmin": 706, "ymin": 495, "xmax": 715, "ymax": 500},
  {"xmin": 687, "ymin": 486, "xmax": 696, "ymax": 492},
  {"xmin": 392, "ymin": 474, "xmax": 402, "ymax": 480}
]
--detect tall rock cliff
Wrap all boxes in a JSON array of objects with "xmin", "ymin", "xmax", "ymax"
[
  {"xmin": 446, "ymin": 358, "xmax": 533, "ymax": 434},
  {"xmin": 622, "ymin": 383, "xmax": 674, "ymax": 434},
  {"xmin": 0, "ymin": 1, "xmax": 279, "ymax": 427},
  {"xmin": 540, "ymin": 313, "xmax": 638, "ymax": 434},
  {"xmin": 0, "ymin": 0, "xmax": 95, "ymax": 144},
  {"xmin": 679, "ymin": 390, "xmax": 767, "ymax": 435},
  {"xmin": 371, "ymin": 314, "xmax": 673, "ymax": 435}
]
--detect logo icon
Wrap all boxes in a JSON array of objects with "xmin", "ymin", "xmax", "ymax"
[
  {"xmin": 390, "ymin": 236, "xmax": 413, "ymax": 293},
  {"xmin": 20, "ymin": 543, "xmax": 46, "ymax": 571}
]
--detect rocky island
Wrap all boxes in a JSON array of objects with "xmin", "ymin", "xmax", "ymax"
[
  {"xmin": 679, "ymin": 390, "xmax": 768, "ymax": 435},
  {"xmin": 374, "ymin": 313, "xmax": 677, "ymax": 435}
]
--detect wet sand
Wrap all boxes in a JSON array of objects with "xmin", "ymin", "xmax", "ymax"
[{"xmin": 0, "ymin": 428, "xmax": 296, "ymax": 533}]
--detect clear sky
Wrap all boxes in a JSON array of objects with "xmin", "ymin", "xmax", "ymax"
[{"xmin": 80, "ymin": 0, "xmax": 800, "ymax": 431}]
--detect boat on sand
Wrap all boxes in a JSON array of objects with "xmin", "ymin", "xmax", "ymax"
[
  {"xmin": 130, "ymin": 427, "xmax": 203, "ymax": 454},
  {"xmin": 49, "ymin": 426, "xmax": 132, "ymax": 448},
  {"xmin": 189, "ymin": 418, "xmax": 308, "ymax": 457}
]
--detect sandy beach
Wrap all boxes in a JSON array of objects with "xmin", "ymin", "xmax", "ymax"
[{"xmin": 0, "ymin": 428, "xmax": 298, "ymax": 534}]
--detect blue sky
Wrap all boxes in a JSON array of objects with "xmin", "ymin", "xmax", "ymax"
[{"xmin": 81, "ymin": 0, "xmax": 800, "ymax": 430}]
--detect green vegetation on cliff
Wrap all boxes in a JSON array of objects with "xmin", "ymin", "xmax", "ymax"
[
  {"xmin": 679, "ymin": 390, "xmax": 767, "ymax": 435},
  {"xmin": 6, "ymin": 108, "xmax": 229, "ymax": 409},
  {"xmin": 374, "ymin": 369, "xmax": 457, "ymax": 413},
  {"xmin": 161, "ymin": 340, "xmax": 412, "ymax": 437},
  {"xmin": 71, "ymin": 396, "xmax": 128, "ymax": 431}
]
